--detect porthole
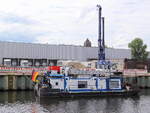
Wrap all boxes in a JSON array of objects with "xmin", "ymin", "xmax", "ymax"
[{"xmin": 55, "ymin": 82, "xmax": 58, "ymax": 86}]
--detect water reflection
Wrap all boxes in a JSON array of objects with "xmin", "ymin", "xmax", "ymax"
[
  {"xmin": 0, "ymin": 90, "xmax": 150, "ymax": 113},
  {"xmin": 37, "ymin": 97, "xmax": 141, "ymax": 113},
  {"xmin": 0, "ymin": 91, "xmax": 34, "ymax": 103}
]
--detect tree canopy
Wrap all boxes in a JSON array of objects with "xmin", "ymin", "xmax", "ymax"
[{"xmin": 128, "ymin": 38, "xmax": 148, "ymax": 60}]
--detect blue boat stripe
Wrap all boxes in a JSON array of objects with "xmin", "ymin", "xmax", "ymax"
[
  {"xmin": 70, "ymin": 78, "xmax": 91, "ymax": 80},
  {"xmin": 48, "ymin": 74, "xmax": 64, "ymax": 77},
  {"xmin": 69, "ymin": 89, "xmax": 122, "ymax": 92},
  {"xmin": 49, "ymin": 78, "xmax": 64, "ymax": 79}
]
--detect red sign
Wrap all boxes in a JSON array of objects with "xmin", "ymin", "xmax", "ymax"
[{"xmin": 48, "ymin": 66, "xmax": 60, "ymax": 71}]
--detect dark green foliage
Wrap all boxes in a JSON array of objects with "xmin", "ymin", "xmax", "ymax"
[{"xmin": 128, "ymin": 38, "xmax": 148, "ymax": 60}]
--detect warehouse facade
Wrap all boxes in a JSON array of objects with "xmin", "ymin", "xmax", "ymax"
[{"xmin": 0, "ymin": 41, "xmax": 145, "ymax": 68}]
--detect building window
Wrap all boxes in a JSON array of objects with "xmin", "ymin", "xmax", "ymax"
[
  {"xmin": 3, "ymin": 59, "xmax": 11, "ymax": 66},
  {"xmin": 20, "ymin": 60, "xmax": 29, "ymax": 67},
  {"xmin": 12, "ymin": 59, "xmax": 18, "ymax": 66},
  {"xmin": 78, "ymin": 81, "xmax": 87, "ymax": 88},
  {"xmin": 42, "ymin": 62, "xmax": 47, "ymax": 66},
  {"xmin": 35, "ymin": 62, "xmax": 40, "ymax": 67}
]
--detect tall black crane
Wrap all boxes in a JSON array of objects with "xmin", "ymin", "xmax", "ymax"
[{"xmin": 97, "ymin": 5, "xmax": 105, "ymax": 67}]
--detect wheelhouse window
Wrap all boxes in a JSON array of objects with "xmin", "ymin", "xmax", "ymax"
[
  {"xmin": 78, "ymin": 81, "xmax": 87, "ymax": 88},
  {"xmin": 109, "ymin": 79, "xmax": 120, "ymax": 89}
]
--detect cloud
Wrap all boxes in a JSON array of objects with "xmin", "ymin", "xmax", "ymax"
[
  {"xmin": 0, "ymin": 12, "xmax": 36, "ymax": 24},
  {"xmin": 0, "ymin": 0, "xmax": 149, "ymax": 51},
  {"xmin": 0, "ymin": 31, "xmax": 36, "ymax": 42},
  {"xmin": 100, "ymin": 0, "xmax": 150, "ymax": 50}
]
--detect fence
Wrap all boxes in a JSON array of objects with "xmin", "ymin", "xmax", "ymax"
[
  {"xmin": 123, "ymin": 69, "xmax": 148, "ymax": 77},
  {"xmin": 0, "ymin": 66, "xmax": 49, "ymax": 75}
]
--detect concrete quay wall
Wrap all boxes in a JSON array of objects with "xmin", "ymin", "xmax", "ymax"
[
  {"xmin": 0, "ymin": 75, "xmax": 33, "ymax": 91},
  {"xmin": 0, "ymin": 74, "xmax": 150, "ymax": 90},
  {"xmin": 124, "ymin": 76, "xmax": 150, "ymax": 88}
]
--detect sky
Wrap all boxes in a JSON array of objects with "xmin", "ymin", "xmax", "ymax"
[{"xmin": 0, "ymin": 0, "xmax": 150, "ymax": 50}]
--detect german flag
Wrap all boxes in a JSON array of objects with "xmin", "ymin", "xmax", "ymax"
[{"xmin": 31, "ymin": 70, "xmax": 39, "ymax": 82}]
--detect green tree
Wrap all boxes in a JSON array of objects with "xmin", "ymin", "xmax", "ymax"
[
  {"xmin": 128, "ymin": 38, "xmax": 148, "ymax": 60},
  {"xmin": 105, "ymin": 45, "xmax": 113, "ymax": 48}
]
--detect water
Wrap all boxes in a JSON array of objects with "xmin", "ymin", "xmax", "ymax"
[{"xmin": 0, "ymin": 90, "xmax": 150, "ymax": 113}]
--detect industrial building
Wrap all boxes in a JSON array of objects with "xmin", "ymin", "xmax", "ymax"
[
  {"xmin": 0, "ymin": 41, "xmax": 149, "ymax": 69},
  {"xmin": 0, "ymin": 41, "xmax": 132, "ymax": 66}
]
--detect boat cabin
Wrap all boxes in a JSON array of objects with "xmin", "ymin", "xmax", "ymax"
[{"xmin": 42, "ymin": 66, "xmax": 123, "ymax": 93}]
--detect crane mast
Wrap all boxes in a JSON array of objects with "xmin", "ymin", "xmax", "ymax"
[{"xmin": 97, "ymin": 5, "xmax": 105, "ymax": 67}]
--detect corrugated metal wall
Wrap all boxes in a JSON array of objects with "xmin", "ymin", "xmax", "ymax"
[
  {"xmin": 105, "ymin": 48, "xmax": 131, "ymax": 59},
  {"xmin": 0, "ymin": 41, "xmax": 133, "ymax": 65}
]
